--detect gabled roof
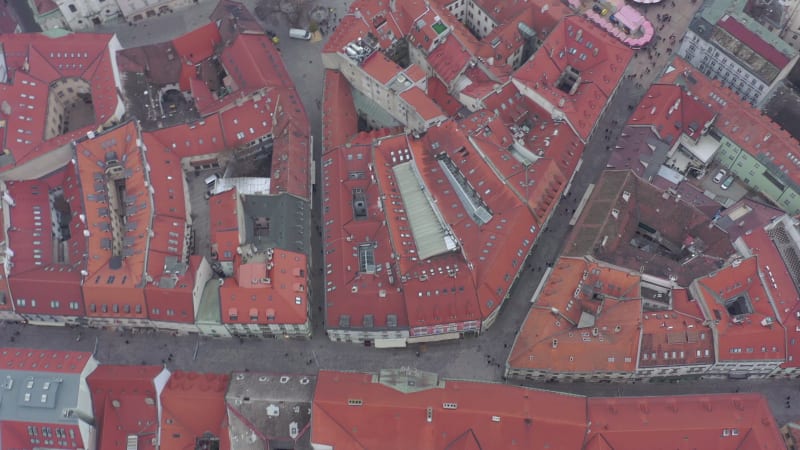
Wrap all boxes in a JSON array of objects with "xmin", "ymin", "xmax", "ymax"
[
  {"xmin": 361, "ymin": 52, "xmax": 403, "ymax": 85},
  {"xmin": 639, "ymin": 288, "xmax": 715, "ymax": 368},
  {"xmin": 160, "ymin": 371, "xmax": 231, "ymax": 450},
  {"xmin": 219, "ymin": 250, "xmax": 308, "ymax": 326},
  {"xmin": 628, "ymin": 84, "xmax": 716, "ymax": 143},
  {"xmin": 87, "ymin": 365, "xmax": 168, "ymax": 450},
  {"xmin": 400, "ymin": 86, "xmax": 446, "ymax": 122},
  {"xmin": 508, "ymin": 257, "xmax": 643, "ymax": 374},
  {"xmin": 0, "ymin": 348, "xmax": 96, "ymax": 449},
  {"xmin": 512, "ymin": 15, "xmax": 632, "ymax": 141},
  {"xmin": 660, "ymin": 58, "xmax": 800, "ymax": 193},
  {"xmin": 586, "ymin": 393, "xmax": 784, "ymax": 449},
  {"xmin": 173, "ymin": 22, "xmax": 221, "ymax": 67},
  {"xmin": 692, "ymin": 257, "xmax": 786, "ymax": 362},
  {"xmin": 322, "ymin": 70, "xmax": 359, "ymax": 152},
  {"xmin": 75, "ymin": 122, "xmax": 151, "ymax": 291},
  {"xmin": 312, "ymin": 369, "xmax": 588, "ymax": 449},
  {"xmin": 0, "ymin": 33, "xmax": 122, "ymax": 171},
  {"xmin": 427, "ymin": 36, "xmax": 472, "ymax": 85}
]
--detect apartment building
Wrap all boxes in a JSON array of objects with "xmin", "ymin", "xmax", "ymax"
[
  {"xmin": 659, "ymin": 58, "xmax": 800, "ymax": 215},
  {"xmin": 678, "ymin": 0, "xmax": 799, "ymax": 105}
]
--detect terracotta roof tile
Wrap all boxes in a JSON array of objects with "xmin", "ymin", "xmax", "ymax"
[
  {"xmin": 399, "ymin": 86, "xmax": 445, "ymax": 121},
  {"xmin": 322, "ymin": 70, "xmax": 359, "ymax": 153},
  {"xmin": 508, "ymin": 257, "xmax": 643, "ymax": 374},
  {"xmin": 160, "ymin": 371, "xmax": 231, "ymax": 450},
  {"xmin": 427, "ymin": 36, "xmax": 472, "ymax": 85},
  {"xmin": 312, "ymin": 370, "xmax": 588, "ymax": 449},
  {"xmin": 87, "ymin": 365, "xmax": 166, "ymax": 450},
  {"xmin": 361, "ymin": 52, "xmax": 403, "ymax": 85},
  {"xmin": 219, "ymin": 250, "xmax": 308, "ymax": 326},
  {"xmin": 639, "ymin": 288, "xmax": 715, "ymax": 368},
  {"xmin": 513, "ymin": 16, "xmax": 632, "ymax": 141},
  {"xmin": 587, "ymin": 393, "xmax": 784, "ymax": 448},
  {"xmin": 210, "ymin": 189, "xmax": 241, "ymax": 262},
  {"xmin": 692, "ymin": 257, "xmax": 786, "ymax": 362},
  {"xmin": 0, "ymin": 33, "xmax": 122, "ymax": 172}
]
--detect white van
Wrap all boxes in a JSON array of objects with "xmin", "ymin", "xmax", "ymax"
[{"xmin": 289, "ymin": 28, "xmax": 312, "ymax": 40}]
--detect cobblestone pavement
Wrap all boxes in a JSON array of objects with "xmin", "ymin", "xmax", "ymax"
[{"xmin": 8, "ymin": 0, "xmax": 799, "ymax": 426}]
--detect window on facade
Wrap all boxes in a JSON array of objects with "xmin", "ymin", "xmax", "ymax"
[
  {"xmin": 16, "ymin": 299, "xmax": 25, "ymax": 307},
  {"xmin": 101, "ymin": 304, "xmax": 107, "ymax": 313},
  {"xmin": 50, "ymin": 301, "xmax": 60, "ymax": 309},
  {"xmin": 69, "ymin": 302, "xmax": 79, "ymax": 310}
]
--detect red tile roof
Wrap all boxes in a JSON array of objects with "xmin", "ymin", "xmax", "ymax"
[
  {"xmin": 737, "ymin": 224, "xmax": 800, "ymax": 367},
  {"xmin": 660, "ymin": 57, "xmax": 800, "ymax": 191},
  {"xmin": 220, "ymin": 34, "xmax": 298, "ymax": 94},
  {"xmin": 322, "ymin": 137, "xmax": 409, "ymax": 329},
  {"xmin": 4, "ymin": 164, "xmax": 87, "ymax": 317},
  {"xmin": 426, "ymin": 76, "xmax": 462, "ymax": 117},
  {"xmin": 0, "ymin": 33, "xmax": 122, "ymax": 171},
  {"xmin": 144, "ymin": 255, "xmax": 200, "ymax": 324},
  {"xmin": 512, "ymin": 16, "xmax": 632, "ymax": 141},
  {"xmin": 219, "ymin": 250, "xmax": 308, "ymax": 326},
  {"xmin": 508, "ymin": 257, "xmax": 643, "ymax": 374},
  {"xmin": 322, "ymin": 70, "xmax": 358, "ymax": 152},
  {"xmin": 312, "ymin": 370, "xmax": 588, "ymax": 449},
  {"xmin": 76, "ymin": 122, "xmax": 151, "ymax": 318},
  {"xmin": 586, "ymin": 393, "xmax": 784, "ymax": 449},
  {"xmin": 172, "ymin": 22, "xmax": 221, "ymax": 67},
  {"xmin": 628, "ymin": 84, "xmax": 716, "ymax": 143},
  {"xmin": 149, "ymin": 116, "xmax": 225, "ymax": 158},
  {"xmin": 427, "ymin": 36, "xmax": 472, "ymax": 85},
  {"xmin": 399, "ymin": 86, "xmax": 446, "ymax": 121},
  {"xmin": 361, "ymin": 52, "xmax": 403, "ymax": 85},
  {"xmin": 0, "ymin": 348, "xmax": 93, "ymax": 373},
  {"xmin": 160, "ymin": 371, "xmax": 231, "ymax": 450},
  {"xmin": 314, "ymin": 369, "xmax": 786, "ymax": 449},
  {"xmin": 693, "ymin": 257, "xmax": 786, "ymax": 362},
  {"xmin": 717, "ymin": 15, "xmax": 790, "ymax": 69},
  {"xmin": 87, "ymin": 365, "xmax": 166, "ymax": 450},
  {"xmin": 639, "ymin": 288, "xmax": 715, "ymax": 368},
  {"xmin": 209, "ymin": 189, "xmax": 241, "ymax": 262}
]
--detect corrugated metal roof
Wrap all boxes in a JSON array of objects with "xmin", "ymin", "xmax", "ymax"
[{"xmin": 392, "ymin": 161, "xmax": 456, "ymax": 260}]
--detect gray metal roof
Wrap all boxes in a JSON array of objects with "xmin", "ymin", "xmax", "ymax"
[
  {"xmin": 226, "ymin": 372, "xmax": 315, "ymax": 450},
  {"xmin": 392, "ymin": 161, "xmax": 457, "ymax": 260},
  {"xmin": 0, "ymin": 370, "xmax": 83, "ymax": 425},
  {"xmin": 196, "ymin": 279, "xmax": 222, "ymax": 324},
  {"xmin": 242, "ymin": 194, "xmax": 310, "ymax": 256}
]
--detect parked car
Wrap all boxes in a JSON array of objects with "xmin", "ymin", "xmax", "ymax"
[
  {"xmin": 712, "ymin": 169, "xmax": 727, "ymax": 184},
  {"xmin": 720, "ymin": 175, "xmax": 735, "ymax": 190}
]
